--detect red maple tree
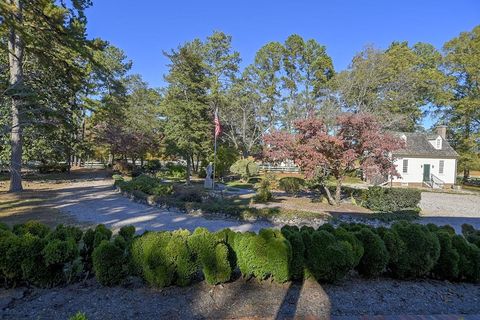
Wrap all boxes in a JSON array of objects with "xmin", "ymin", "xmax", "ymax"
[{"xmin": 264, "ymin": 113, "xmax": 404, "ymax": 205}]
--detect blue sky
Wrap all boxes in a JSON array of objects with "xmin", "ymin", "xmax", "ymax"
[{"xmin": 85, "ymin": 0, "xmax": 479, "ymax": 127}]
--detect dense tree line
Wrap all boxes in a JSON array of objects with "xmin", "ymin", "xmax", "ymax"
[{"xmin": 1, "ymin": 1, "xmax": 478, "ymax": 191}]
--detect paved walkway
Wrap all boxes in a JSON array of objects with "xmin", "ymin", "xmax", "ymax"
[
  {"xmin": 45, "ymin": 179, "xmax": 480, "ymax": 234},
  {"xmin": 50, "ymin": 180, "xmax": 275, "ymax": 233}
]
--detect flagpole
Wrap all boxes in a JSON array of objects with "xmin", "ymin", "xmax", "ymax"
[
  {"xmin": 212, "ymin": 108, "xmax": 218, "ymax": 190},
  {"xmin": 213, "ymin": 130, "xmax": 217, "ymax": 191}
]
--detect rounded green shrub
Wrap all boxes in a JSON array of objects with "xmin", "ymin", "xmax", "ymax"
[
  {"xmin": 302, "ymin": 229, "xmax": 356, "ymax": 283},
  {"xmin": 119, "ymin": 225, "xmax": 136, "ymax": 241},
  {"xmin": 47, "ymin": 224, "xmax": 83, "ymax": 243},
  {"xmin": 234, "ymin": 229, "xmax": 292, "ymax": 283},
  {"xmin": 333, "ymin": 227, "xmax": 364, "ymax": 267},
  {"xmin": 452, "ymin": 235, "xmax": 480, "ymax": 282},
  {"xmin": 230, "ymin": 158, "xmax": 259, "ymax": 180},
  {"xmin": 278, "ymin": 177, "xmax": 305, "ymax": 194},
  {"xmin": 281, "ymin": 225, "xmax": 305, "ymax": 280},
  {"xmin": 42, "ymin": 238, "xmax": 79, "ymax": 266},
  {"xmin": 354, "ymin": 228, "xmax": 389, "ymax": 277},
  {"xmin": 188, "ymin": 228, "xmax": 232, "ymax": 285},
  {"xmin": 462, "ymin": 224, "xmax": 480, "ymax": 247},
  {"xmin": 93, "ymin": 225, "xmax": 113, "ymax": 248},
  {"xmin": 432, "ymin": 231, "xmax": 459, "ymax": 280},
  {"xmin": 390, "ymin": 222, "xmax": 440, "ymax": 279},
  {"xmin": 13, "ymin": 221, "xmax": 50, "ymax": 238},
  {"xmin": 92, "ymin": 240, "xmax": 127, "ymax": 286},
  {"xmin": 376, "ymin": 227, "xmax": 406, "ymax": 273},
  {"xmin": 131, "ymin": 230, "xmax": 196, "ymax": 288}
]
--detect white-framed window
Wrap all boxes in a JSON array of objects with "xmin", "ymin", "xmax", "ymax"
[
  {"xmin": 439, "ymin": 160, "xmax": 445, "ymax": 174},
  {"xmin": 436, "ymin": 138, "xmax": 442, "ymax": 149},
  {"xmin": 402, "ymin": 159, "xmax": 408, "ymax": 173}
]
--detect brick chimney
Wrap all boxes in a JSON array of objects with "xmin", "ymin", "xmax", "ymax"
[{"xmin": 436, "ymin": 125, "xmax": 447, "ymax": 139}]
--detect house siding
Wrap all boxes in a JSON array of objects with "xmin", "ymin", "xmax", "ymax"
[{"xmin": 392, "ymin": 157, "xmax": 456, "ymax": 185}]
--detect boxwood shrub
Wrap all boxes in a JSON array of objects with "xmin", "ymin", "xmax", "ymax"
[
  {"xmin": 234, "ymin": 229, "xmax": 292, "ymax": 282},
  {"xmin": 354, "ymin": 228, "xmax": 389, "ymax": 278},
  {"xmin": 390, "ymin": 222, "xmax": 440, "ymax": 279},
  {"xmin": 188, "ymin": 228, "xmax": 232, "ymax": 285},
  {"xmin": 278, "ymin": 177, "xmax": 305, "ymax": 194},
  {"xmin": 1, "ymin": 220, "xmax": 480, "ymax": 290},
  {"xmin": 363, "ymin": 187, "xmax": 421, "ymax": 212},
  {"xmin": 301, "ymin": 228, "xmax": 357, "ymax": 283}
]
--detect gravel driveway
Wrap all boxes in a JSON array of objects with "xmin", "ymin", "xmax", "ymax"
[
  {"xmin": 49, "ymin": 180, "xmax": 275, "ymax": 233},
  {"xmin": 419, "ymin": 192, "xmax": 480, "ymax": 232},
  {"xmin": 47, "ymin": 180, "xmax": 480, "ymax": 234}
]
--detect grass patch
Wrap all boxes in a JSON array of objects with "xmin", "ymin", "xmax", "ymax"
[{"xmin": 225, "ymin": 181, "xmax": 255, "ymax": 190}]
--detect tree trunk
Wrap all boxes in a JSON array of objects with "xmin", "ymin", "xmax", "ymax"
[
  {"xmin": 463, "ymin": 168, "xmax": 470, "ymax": 182},
  {"xmin": 8, "ymin": 0, "xmax": 25, "ymax": 192},
  {"xmin": 185, "ymin": 155, "xmax": 191, "ymax": 185},
  {"xmin": 334, "ymin": 177, "xmax": 344, "ymax": 206},
  {"xmin": 323, "ymin": 185, "xmax": 335, "ymax": 205}
]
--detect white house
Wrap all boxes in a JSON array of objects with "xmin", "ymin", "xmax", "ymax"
[{"xmin": 390, "ymin": 126, "xmax": 458, "ymax": 189}]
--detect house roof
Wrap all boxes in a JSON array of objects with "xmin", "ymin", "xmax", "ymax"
[{"xmin": 393, "ymin": 132, "xmax": 459, "ymax": 158}]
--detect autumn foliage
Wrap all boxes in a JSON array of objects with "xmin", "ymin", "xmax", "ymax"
[{"xmin": 264, "ymin": 113, "xmax": 404, "ymax": 204}]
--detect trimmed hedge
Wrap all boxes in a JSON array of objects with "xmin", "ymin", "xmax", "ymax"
[
  {"xmin": 234, "ymin": 229, "xmax": 291, "ymax": 282},
  {"xmin": 278, "ymin": 177, "xmax": 305, "ymax": 194},
  {"xmin": 118, "ymin": 175, "xmax": 173, "ymax": 197},
  {"xmin": 1, "ymin": 220, "xmax": 480, "ymax": 290},
  {"xmin": 363, "ymin": 187, "xmax": 421, "ymax": 212}
]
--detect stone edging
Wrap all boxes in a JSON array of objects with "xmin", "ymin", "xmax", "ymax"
[{"xmin": 114, "ymin": 185, "xmax": 334, "ymax": 227}]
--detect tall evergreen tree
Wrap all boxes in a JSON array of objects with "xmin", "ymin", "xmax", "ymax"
[{"xmin": 162, "ymin": 41, "xmax": 211, "ymax": 184}]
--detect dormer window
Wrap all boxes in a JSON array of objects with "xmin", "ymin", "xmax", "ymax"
[{"xmin": 436, "ymin": 137, "xmax": 442, "ymax": 149}]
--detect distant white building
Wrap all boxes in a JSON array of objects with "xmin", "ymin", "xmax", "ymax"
[{"xmin": 390, "ymin": 126, "xmax": 458, "ymax": 189}]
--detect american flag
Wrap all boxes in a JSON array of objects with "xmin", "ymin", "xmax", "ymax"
[{"xmin": 214, "ymin": 109, "xmax": 221, "ymax": 138}]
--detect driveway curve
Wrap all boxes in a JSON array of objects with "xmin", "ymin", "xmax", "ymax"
[{"xmin": 50, "ymin": 180, "xmax": 275, "ymax": 233}]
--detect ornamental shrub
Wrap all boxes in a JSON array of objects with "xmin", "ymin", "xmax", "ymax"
[
  {"xmin": 254, "ymin": 178, "xmax": 273, "ymax": 203},
  {"xmin": 333, "ymin": 227, "xmax": 364, "ymax": 267},
  {"xmin": 302, "ymin": 229, "xmax": 356, "ymax": 283},
  {"xmin": 47, "ymin": 224, "xmax": 83, "ymax": 243},
  {"xmin": 234, "ymin": 229, "xmax": 292, "ymax": 282},
  {"xmin": 42, "ymin": 238, "xmax": 81, "ymax": 285},
  {"xmin": 281, "ymin": 225, "xmax": 305, "ymax": 280},
  {"xmin": 376, "ymin": 227, "xmax": 406, "ymax": 274},
  {"xmin": 354, "ymin": 228, "xmax": 389, "ymax": 278},
  {"xmin": 431, "ymin": 231, "xmax": 460, "ymax": 280},
  {"xmin": 13, "ymin": 220, "xmax": 50, "ymax": 238},
  {"xmin": 150, "ymin": 184, "xmax": 174, "ymax": 196},
  {"xmin": 131, "ymin": 232, "xmax": 175, "ymax": 287},
  {"xmin": 462, "ymin": 224, "xmax": 480, "ymax": 247},
  {"xmin": 188, "ymin": 228, "xmax": 232, "ymax": 285},
  {"xmin": 119, "ymin": 225, "xmax": 136, "ymax": 241},
  {"xmin": 131, "ymin": 230, "xmax": 196, "ymax": 288},
  {"xmin": 390, "ymin": 222, "xmax": 440, "ymax": 279},
  {"xmin": 230, "ymin": 158, "xmax": 259, "ymax": 180},
  {"xmin": 452, "ymin": 235, "xmax": 480, "ymax": 282},
  {"xmin": 92, "ymin": 240, "xmax": 128, "ymax": 286},
  {"xmin": 278, "ymin": 177, "xmax": 305, "ymax": 194},
  {"xmin": 364, "ymin": 187, "xmax": 421, "ymax": 212},
  {"xmin": 0, "ymin": 231, "xmax": 33, "ymax": 284},
  {"xmin": 81, "ymin": 224, "xmax": 113, "ymax": 271}
]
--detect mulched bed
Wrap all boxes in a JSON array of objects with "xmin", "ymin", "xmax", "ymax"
[{"xmin": 1, "ymin": 274, "xmax": 479, "ymax": 319}]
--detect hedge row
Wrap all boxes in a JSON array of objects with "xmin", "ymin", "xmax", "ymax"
[{"xmin": 1, "ymin": 221, "xmax": 479, "ymax": 289}]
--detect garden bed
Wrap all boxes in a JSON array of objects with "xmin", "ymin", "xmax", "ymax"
[{"xmin": 2, "ymin": 274, "xmax": 480, "ymax": 319}]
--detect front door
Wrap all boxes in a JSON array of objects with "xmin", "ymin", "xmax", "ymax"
[{"xmin": 423, "ymin": 164, "xmax": 431, "ymax": 182}]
